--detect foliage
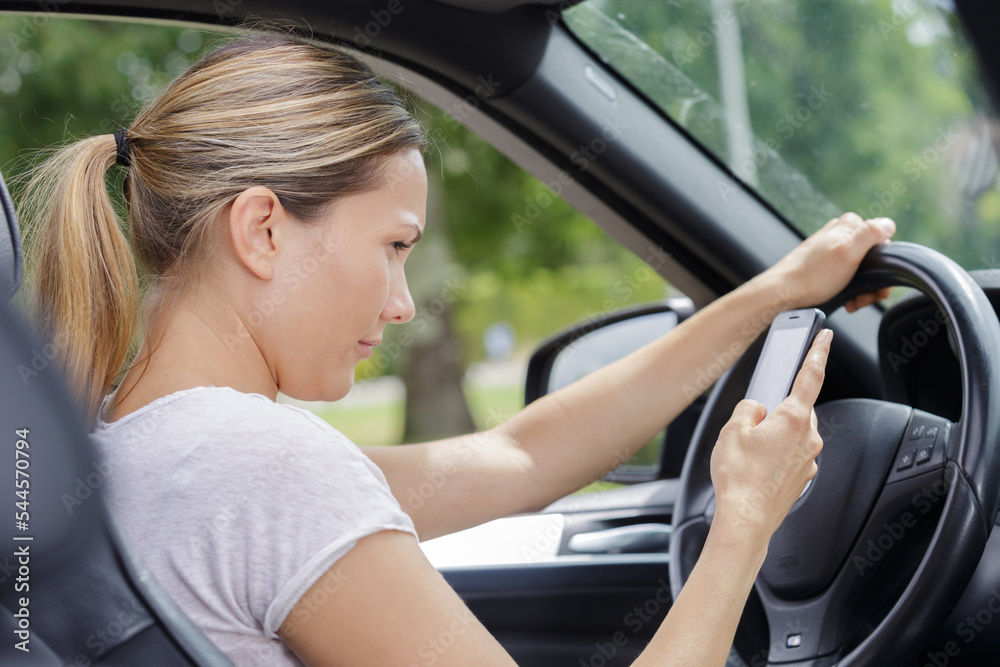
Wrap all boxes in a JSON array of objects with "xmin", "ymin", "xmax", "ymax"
[
  {"xmin": 1, "ymin": 20, "xmax": 215, "ymax": 172},
  {"xmin": 565, "ymin": 0, "xmax": 1000, "ymax": 271},
  {"xmin": 1, "ymin": 16, "xmax": 668, "ymax": 373}
]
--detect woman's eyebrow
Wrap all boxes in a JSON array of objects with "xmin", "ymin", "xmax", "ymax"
[{"xmin": 403, "ymin": 222, "xmax": 424, "ymax": 244}]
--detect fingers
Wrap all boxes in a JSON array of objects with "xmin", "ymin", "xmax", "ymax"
[
  {"xmin": 787, "ymin": 329, "xmax": 832, "ymax": 409},
  {"xmin": 845, "ymin": 286, "xmax": 895, "ymax": 312},
  {"xmin": 845, "ymin": 294, "xmax": 874, "ymax": 312},
  {"xmin": 866, "ymin": 216, "xmax": 896, "ymax": 241},
  {"xmin": 827, "ymin": 212, "xmax": 895, "ymax": 245}
]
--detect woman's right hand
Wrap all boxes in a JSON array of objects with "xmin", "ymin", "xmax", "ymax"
[
  {"xmin": 709, "ymin": 328, "xmax": 832, "ymax": 544},
  {"xmin": 634, "ymin": 329, "xmax": 832, "ymax": 666}
]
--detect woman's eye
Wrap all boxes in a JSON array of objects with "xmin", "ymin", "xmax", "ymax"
[{"xmin": 391, "ymin": 241, "xmax": 413, "ymax": 254}]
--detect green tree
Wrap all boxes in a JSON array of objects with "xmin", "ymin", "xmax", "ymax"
[
  {"xmin": 1, "ymin": 16, "xmax": 670, "ymax": 447},
  {"xmin": 564, "ymin": 0, "xmax": 998, "ymax": 269}
]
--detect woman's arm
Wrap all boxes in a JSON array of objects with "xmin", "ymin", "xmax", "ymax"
[
  {"xmin": 634, "ymin": 330, "xmax": 829, "ymax": 665},
  {"xmin": 283, "ymin": 333, "xmax": 829, "ymax": 666},
  {"xmin": 364, "ymin": 213, "xmax": 893, "ymax": 540}
]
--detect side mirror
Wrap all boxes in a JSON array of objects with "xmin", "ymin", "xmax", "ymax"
[{"xmin": 525, "ymin": 298, "xmax": 701, "ymax": 483}]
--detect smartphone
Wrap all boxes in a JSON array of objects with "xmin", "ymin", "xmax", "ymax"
[{"xmin": 745, "ymin": 308, "xmax": 827, "ymax": 418}]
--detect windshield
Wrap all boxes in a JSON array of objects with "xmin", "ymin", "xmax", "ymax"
[{"xmin": 564, "ymin": 0, "xmax": 998, "ymax": 271}]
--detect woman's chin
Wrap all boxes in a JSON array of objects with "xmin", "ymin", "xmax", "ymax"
[{"xmin": 283, "ymin": 375, "xmax": 354, "ymax": 404}]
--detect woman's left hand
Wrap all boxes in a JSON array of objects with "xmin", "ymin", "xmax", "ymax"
[{"xmin": 761, "ymin": 212, "xmax": 896, "ymax": 312}]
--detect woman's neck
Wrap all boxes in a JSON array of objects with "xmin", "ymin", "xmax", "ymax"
[{"xmin": 105, "ymin": 290, "xmax": 278, "ymax": 423}]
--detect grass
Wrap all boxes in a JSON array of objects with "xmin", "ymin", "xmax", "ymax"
[{"xmin": 314, "ymin": 400, "xmax": 406, "ymax": 448}]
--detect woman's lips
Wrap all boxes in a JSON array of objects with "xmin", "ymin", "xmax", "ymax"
[{"xmin": 357, "ymin": 339, "xmax": 380, "ymax": 359}]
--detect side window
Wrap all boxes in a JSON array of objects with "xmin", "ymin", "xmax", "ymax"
[
  {"xmin": 2, "ymin": 17, "xmax": 680, "ymax": 490},
  {"xmin": 300, "ymin": 104, "xmax": 678, "ymax": 489}
]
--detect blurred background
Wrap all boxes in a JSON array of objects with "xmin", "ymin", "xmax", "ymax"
[
  {"xmin": 0, "ymin": 16, "xmax": 670, "ymax": 456},
  {"xmin": 2, "ymin": 0, "xmax": 997, "ymax": 467}
]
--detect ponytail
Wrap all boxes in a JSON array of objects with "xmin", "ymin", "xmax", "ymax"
[{"xmin": 18, "ymin": 134, "xmax": 140, "ymax": 424}]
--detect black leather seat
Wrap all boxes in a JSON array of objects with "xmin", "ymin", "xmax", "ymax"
[{"xmin": 0, "ymin": 170, "xmax": 232, "ymax": 666}]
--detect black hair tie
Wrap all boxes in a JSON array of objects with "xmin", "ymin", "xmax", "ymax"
[{"xmin": 113, "ymin": 128, "xmax": 131, "ymax": 168}]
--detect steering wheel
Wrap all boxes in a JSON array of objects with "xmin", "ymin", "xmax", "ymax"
[{"xmin": 668, "ymin": 242, "xmax": 1000, "ymax": 666}]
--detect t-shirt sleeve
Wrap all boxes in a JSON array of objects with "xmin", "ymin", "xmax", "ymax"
[{"xmin": 192, "ymin": 396, "xmax": 417, "ymax": 639}]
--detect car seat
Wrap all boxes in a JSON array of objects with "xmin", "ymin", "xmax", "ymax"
[{"xmin": 0, "ymin": 169, "xmax": 233, "ymax": 666}]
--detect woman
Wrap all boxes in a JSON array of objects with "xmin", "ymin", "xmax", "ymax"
[{"xmin": 19, "ymin": 32, "xmax": 894, "ymax": 666}]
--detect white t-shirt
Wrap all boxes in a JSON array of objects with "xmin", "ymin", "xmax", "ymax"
[{"xmin": 89, "ymin": 386, "xmax": 417, "ymax": 666}]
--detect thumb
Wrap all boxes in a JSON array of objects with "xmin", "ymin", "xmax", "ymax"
[{"xmin": 730, "ymin": 398, "xmax": 768, "ymax": 429}]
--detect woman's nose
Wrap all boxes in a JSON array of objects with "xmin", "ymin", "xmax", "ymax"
[{"xmin": 383, "ymin": 269, "xmax": 416, "ymax": 323}]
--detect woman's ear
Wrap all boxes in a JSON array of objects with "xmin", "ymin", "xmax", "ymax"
[{"xmin": 228, "ymin": 186, "xmax": 285, "ymax": 280}]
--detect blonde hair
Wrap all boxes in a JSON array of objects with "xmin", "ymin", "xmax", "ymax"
[{"xmin": 18, "ymin": 32, "xmax": 426, "ymax": 423}]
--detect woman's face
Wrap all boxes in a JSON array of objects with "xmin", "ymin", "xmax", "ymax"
[{"xmin": 265, "ymin": 149, "xmax": 426, "ymax": 402}]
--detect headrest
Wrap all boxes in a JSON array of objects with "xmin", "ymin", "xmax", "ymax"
[{"xmin": 0, "ymin": 169, "xmax": 24, "ymax": 300}]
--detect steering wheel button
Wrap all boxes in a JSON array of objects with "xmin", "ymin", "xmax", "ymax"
[
  {"xmin": 924, "ymin": 426, "xmax": 939, "ymax": 439},
  {"xmin": 908, "ymin": 424, "xmax": 925, "ymax": 439},
  {"xmin": 916, "ymin": 445, "xmax": 933, "ymax": 464},
  {"xmin": 897, "ymin": 450, "xmax": 915, "ymax": 470},
  {"xmin": 786, "ymin": 634, "xmax": 803, "ymax": 649}
]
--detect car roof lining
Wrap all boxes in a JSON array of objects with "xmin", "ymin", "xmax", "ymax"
[
  {"xmin": 48, "ymin": 0, "xmax": 554, "ymax": 95},
  {"xmin": 429, "ymin": 0, "xmax": 585, "ymax": 14}
]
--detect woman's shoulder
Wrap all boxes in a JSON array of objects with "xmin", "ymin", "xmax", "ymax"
[
  {"xmin": 90, "ymin": 385, "xmax": 405, "ymax": 525},
  {"xmin": 88, "ymin": 387, "xmax": 415, "ymax": 649},
  {"xmin": 90, "ymin": 385, "xmax": 366, "ymax": 470},
  {"xmin": 95, "ymin": 385, "xmax": 338, "ymax": 434}
]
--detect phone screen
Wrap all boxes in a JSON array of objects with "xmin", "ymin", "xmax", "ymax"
[{"xmin": 745, "ymin": 309, "xmax": 825, "ymax": 417}]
